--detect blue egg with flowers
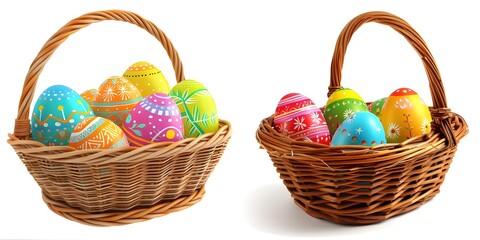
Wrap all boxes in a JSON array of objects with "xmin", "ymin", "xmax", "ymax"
[{"xmin": 331, "ymin": 111, "xmax": 386, "ymax": 147}]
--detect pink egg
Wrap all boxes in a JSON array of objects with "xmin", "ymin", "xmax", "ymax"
[
  {"xmin": 274, "ymin": 93, "xmax": 330, "ymax": 145},
  {"xmin": 122, "ymin": 93, "xmax": 184, "ymax": 146}
]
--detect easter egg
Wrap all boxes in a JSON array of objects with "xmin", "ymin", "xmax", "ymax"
[
  {"xmin": 123, "ymin": 61, "xmax": 171, "ymax": 96},
  {"xmin": 331, "ymin": 111, "xmax": 386, "ymax": 147},
  {"xmin": 324, "ymin": 88, "xmax": 369, "ymax": 135},
  {"xmin": 122, "ymin": 93, "xmax": 184, "ymax": 146},
  {"xmin": 31, "ymin": 85, "xmax": 94, "ymax": 146},
  {"xmin": 369, "ymin": 97, "xmax": 387, "ymax": 117},
  {"xmin": 168, "ymin": 79, "xmax": 218, "ymax": 138},
  {"xmin": 91, "ymin": 76, "xmax": 143, "ymax": 126},
  {"xmin": 80, "ymin": 89, "xmax": 97, "ymax": 106},
  {"xmin": 273, "ymin": 93, "xmax": 330, "ymax": 144},
  {"xmin": 380, "ymin": 88, "xmax": 432, "ymax": 143},
  {"xmin": 68, "ymin": 116, "xmax": 129, "ymax": 150}
]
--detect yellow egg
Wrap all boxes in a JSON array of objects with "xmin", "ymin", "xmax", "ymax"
[
  {"xmin": 380, "ymin": 88, "xmax": 432, "ymax": 143},
  {"xmin": 123, "ymin": 61, "xmax": 171, "ymax": 96}
]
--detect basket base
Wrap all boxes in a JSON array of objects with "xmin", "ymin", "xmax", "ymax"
[
  {"xmin": 292, "ymin": 188, "xmax": 439, "ymax": 225},
  {"xmin": 42, "ymin": 186, "xmax": 206, "ymax": 227}
]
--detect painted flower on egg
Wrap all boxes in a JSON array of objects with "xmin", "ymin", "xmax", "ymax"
[
  {"xmin": 324, "ymin": 88, "xmax": 369, "ymax": 136},
  {"xmin": 379, "ymin": 88, "xmax": 432, "ymax": 143},
  {"xmin": 331, "ymin": 111, "xmax": 386, "ymax": 147},
  {"xmin": 273, "ymin": 93, "xmax": 330, "ymax": 144},
  {"xmin": 91, "ymin": 76, "xmax": 143, "ymax": 126}
]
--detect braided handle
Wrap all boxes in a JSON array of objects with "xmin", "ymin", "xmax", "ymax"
[
  {"xmin": 14, "ymin": 10, "xmax": 184, "ymax": 138},
  {"xmin": 329, "ymin": 11, "xmax": 458, "ymax": 146}
]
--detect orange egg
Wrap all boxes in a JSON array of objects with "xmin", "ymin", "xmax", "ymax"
[
  {"xmin": 80, "ymin": 89, "xmax": 97, "ymax": 106},
  {"xmin": 68, "ymin": 116, "xmax": 129, "ymax": 150},
  {"xmin": 379, "ymin": 88, "xmax": 432, "ymax": 143},
  {"xmin": 91, "ymin": 76, "xmax": 143, "ymax": 126}
]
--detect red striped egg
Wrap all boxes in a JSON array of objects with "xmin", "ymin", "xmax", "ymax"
[{"xmin": 274, "ymin": 93, "xmax": 330, "ymax": 145}]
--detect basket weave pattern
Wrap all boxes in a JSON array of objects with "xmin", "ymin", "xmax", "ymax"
[
  {"xmin": 256, "ymin": 11, "xmax": 468, "ymax": 225},
  {"xmin": 7, "ymin": 10, "xmax": 232, "ymax": 226}
]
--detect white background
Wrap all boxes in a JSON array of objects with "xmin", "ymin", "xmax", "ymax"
[{"xmin": 1, "ymin": 0, "xmax": 478, "ymax": 239}]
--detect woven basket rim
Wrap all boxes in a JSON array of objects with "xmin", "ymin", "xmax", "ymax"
[
  {"xmin": 8, "ymin": 118, "xmax": 232, "ymax": 164},
  {"xmin": 257, "ymin": 113, "xmax": 466, "ymax": 168}
]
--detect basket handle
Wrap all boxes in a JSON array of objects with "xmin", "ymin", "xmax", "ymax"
[
  {"xmin": 13, "ymin": 10, "xmax": 184, "ymax": 138},
  {"xmin": 329, "ymin": 11, "xmax": 459, "ymax": 147}
]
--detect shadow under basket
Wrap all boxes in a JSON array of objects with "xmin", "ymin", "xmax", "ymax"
[
  {"xmin": 7, "ymin": 10, "xmax": 232, "ymax": 227},
  {"xmin": 256, "ymin": 11, "xmax": 468, "ymax": 225}
]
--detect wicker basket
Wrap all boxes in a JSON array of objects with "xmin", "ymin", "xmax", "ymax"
[
  {"xmin": 7, "ymin": 10, "xmax": 232, "ymax": 227},
  {"xmin": 256, "ymin": 11, "xmax": 468, "ymax": 225}
]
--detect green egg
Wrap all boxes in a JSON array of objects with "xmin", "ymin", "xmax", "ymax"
[
  {"xmin": 369, "ymin": 97, "xmax": 387, "ymax": 117},
  {"xmin": 168, "ymin": 79, "xmax": 219, "ymax": 138},
  {"xmin": 324, "ymin": 88, "xmax": 369, "ymax": 135}
]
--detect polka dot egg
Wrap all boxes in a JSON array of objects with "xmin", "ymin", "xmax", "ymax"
[
  {"xmin": 122, "ymin": 93, "xmax": 184, "ymax": 146},
  {"xmin": 31, "ymin": 85, "xmax": 94, "ymax": 146},
  {"xmin": 331, "ymin": 111, "xmax": 386, "ymax": 147},
  {"xmin": 324, "ymin": 88, "xmax": 369, "ymax": 135},
  {"xmin": 68, "ymin": 116, "xmax": 129, "ymax": 150}
]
